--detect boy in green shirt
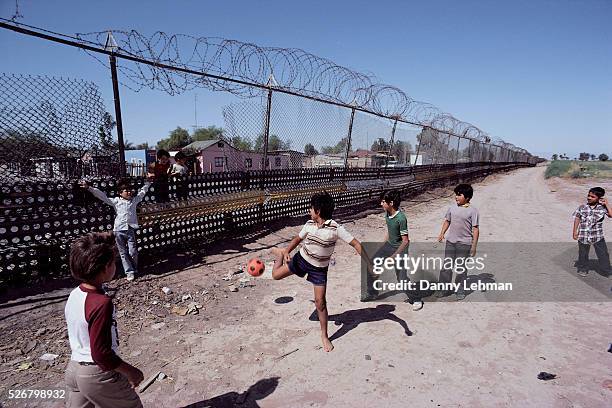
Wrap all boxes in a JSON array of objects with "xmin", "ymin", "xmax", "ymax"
[{"xmin": 363, "ymin": 190, "xmax": 423, "ymax": 310}]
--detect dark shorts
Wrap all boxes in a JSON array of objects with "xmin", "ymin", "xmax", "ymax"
[{"xmin": 288, "ymin": 251, "xmax": 329, "ymax": 286}]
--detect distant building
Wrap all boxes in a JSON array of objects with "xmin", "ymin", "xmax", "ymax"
[{"xmin": 181, "ymin": 139, "xmax": 305, "ymax": 173}]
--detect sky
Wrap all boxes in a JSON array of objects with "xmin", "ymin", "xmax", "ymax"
[{"xmin": 0, "ymin": 0, "xmax": 611, "ymax": 159}]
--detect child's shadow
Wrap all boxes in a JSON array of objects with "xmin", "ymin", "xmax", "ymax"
[
  {"xmin": 182, "ymin": 377, "xmax": 280, "ymax": 408},
  {"xmin": 309, "ymin": 304, "xmax": 412, "ymax": 341}
]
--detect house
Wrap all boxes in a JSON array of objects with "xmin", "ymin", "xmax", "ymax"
[{"xmin": 181, "ymin": 139, "xmax": 304, "ymax": 173}]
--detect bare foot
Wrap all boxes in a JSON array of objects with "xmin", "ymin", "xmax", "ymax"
[{"xmin": 321, "ymin": 336, "xmax": 334, "ymax": 352}]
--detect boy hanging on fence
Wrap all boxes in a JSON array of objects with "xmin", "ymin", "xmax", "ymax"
[
  {"xmin": 169, "ymin": 151, "xmax": 189, "ymax": 200},
  {"xmin": 152, "ymin": 149, "xmax": 170, "ymax": 203},
  {"xmin": 80, "ymin": 175, "xmax": 153, "ymax": 281},
  {"xmin": 64, "ymin": 232, "xmax": 144, "ymax": 408},
  {"xmin": 269, "ymin": 191, "xmax": 370, "ymax": 352},
  {"xmin": 572, "ymin": 186, "xmax": 612, "ymax": 277}
]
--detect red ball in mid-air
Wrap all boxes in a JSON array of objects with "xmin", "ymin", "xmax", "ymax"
[{"xmin": 247, "ymin": 257, "xmax": 265, "ymax": 277}]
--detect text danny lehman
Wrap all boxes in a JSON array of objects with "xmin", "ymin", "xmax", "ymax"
[{"xmin": 370, "ymin": 279, "xmax": 513, "ymax": 293}]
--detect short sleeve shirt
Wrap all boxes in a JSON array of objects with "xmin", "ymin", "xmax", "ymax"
[
  {"xmin": 298, "ymin": 219, "xmax": 354, "ymax": 267},
  {"xmin": 445, "ymin": 205, "xmax": 479, "ymax": 245},
  {"xmin": 573, "ymin": 203, "xmax": 609, "ymax": 244},
  {"xmin": 386, "ymin": 210, "xmax": 409, "ymax": 248}
]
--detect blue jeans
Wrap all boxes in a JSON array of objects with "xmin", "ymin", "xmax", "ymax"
[{"xmin": 115, "ymin": 228, "xmax": 138, "ymax": 275}]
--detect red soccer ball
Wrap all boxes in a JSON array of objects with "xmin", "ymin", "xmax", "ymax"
[{"xmin": 247, "ymin": 257, "xmax": 265, "ymax": 277}]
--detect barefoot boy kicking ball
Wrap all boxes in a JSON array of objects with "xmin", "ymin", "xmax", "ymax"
[
  {"xmin": 64, "ymin": 232, "xmax": 144, "ymax": 408},
  {"xmin": 572, "ymin": 186, "xmax": 612, "ymax": 277},
  {"xmin": 270, "ymin": 191, "xmax": 368, "ymax": 352}
]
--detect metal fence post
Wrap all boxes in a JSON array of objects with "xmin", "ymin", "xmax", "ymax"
[
  {"xmin": 343, "ymin": 106, "xmax": 356, "ymax": 181},
  {"xmin": 455, "ymin": 135, "xmax": 461, "ymax": 164},
  {"xmin": 261, "ymin": 87, "xmax": 273, "ymax": 190},
  {"xmin": 382, "ymin": 117, "xmax": 398, "ymax": 182},
  {"xmin": 109, "ymin": 54, "xmax": 126, "ymax": 176}
]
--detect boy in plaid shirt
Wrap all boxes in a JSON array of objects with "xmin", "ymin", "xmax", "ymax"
[{"xmin": 572, "ymin": 186, "xmax": 612, "ymax": 277}]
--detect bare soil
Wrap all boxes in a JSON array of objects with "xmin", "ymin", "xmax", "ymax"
[{"xmin": 1, "ymin": 166, "xmax": 611, "ymax": 407}]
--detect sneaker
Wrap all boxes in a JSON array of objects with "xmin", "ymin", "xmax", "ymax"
[
  {"xmin": 125, "ymin": 272, "xmax": 135, "ymax": 281},
  {"xmin": 577, "ymin": 270, "xmax": 588, "ymax": 277},
  {"xmin": 411, "ymin": 300, "xmax": 424, "ymax": 311},
  {"xmin": 455, "ymin": 292, "xmax": 466, "ymax": 300}
]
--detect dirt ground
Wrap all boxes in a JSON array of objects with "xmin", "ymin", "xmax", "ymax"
[{"xmin": 1, "ymin": 165, "xmax": 611, "ymax": 407}]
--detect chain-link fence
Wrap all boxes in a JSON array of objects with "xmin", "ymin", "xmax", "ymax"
[
  {"xmin": 0, "ymin": 73, "xmax": 119, "ymax": 183},
  {"xmin": 0, "ymin": 22, "xmax": 539, "ymax": 287}
]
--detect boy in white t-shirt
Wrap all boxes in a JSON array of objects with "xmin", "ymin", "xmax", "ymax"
[{"xmin": 271, "ymin": 191, "xmax": 368, "ymax": 352}]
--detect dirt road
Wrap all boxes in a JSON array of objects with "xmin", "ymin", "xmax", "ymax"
[{"xmin": 1, "ymin": 166, "xmax": 611, "ymax": 407}]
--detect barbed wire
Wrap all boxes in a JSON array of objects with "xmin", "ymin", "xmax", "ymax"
[{"xmin": 73, "ymin": 30, "xmax": 513, "ymax": 148}]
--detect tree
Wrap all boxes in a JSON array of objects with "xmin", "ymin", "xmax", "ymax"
[
  {"xmin": 590, "ymin": 154, "xmax": 596, "ymax": 161},
  {"xmin": 157, "ymin": 127, "xmax": 192, "ymax": 150},
  {"xmin": 98, "ymin": 112, "xmax": 117, "ymax": 150},
  {"xmin": 193, "ymin": 126, "xmax": 223, "ymax": 141},
  {"xmin": 230, "ymin": 135, "xmax": 252, "ymax": 151},
  {"xmin": 599, "ymin": 153, "xmax": 609, "ymax": 161},
  {"xmin": 321, "ymin": 137, "xmax": 348, "ymax": 155},
  {"xmin": 551, "ymin": 154, "xmax": 558, "ymax": 161},
  {"xmin": 578, "ymin": 152, "xmax": 591, "ymax": 161},
  {"xmin": 304, "ymin": 143, "xmax": 319, "ymax": 156},
  {"xmin": 391, "ymin": 141, "xmax": 412, "ymax": 163},
  {"xmin": 253, "ymin": 134, "xmax": 290, "ymax": 152},
  {"xmin": 371, "ymin": 138, "xmax": 390, "ymax": 153}
]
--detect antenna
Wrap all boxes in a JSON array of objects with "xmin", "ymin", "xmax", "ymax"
[{"xmin": 192, "ymin": 93, "xmax": 198, "ymax": 133}]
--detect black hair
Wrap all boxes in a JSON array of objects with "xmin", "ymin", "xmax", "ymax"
[
  {"xmin": 157, "ymin": 149, "xmax": 170, "ymax": 159},
  {"xmin": 117, "ymin": 178, "xmax": 131, "ymax": 193},
  {"xmin": 174, "ymin": 151, "xmax": 187, "ymax": 161},
  {"xmin": 589, "ymin": 186, "xmax": 605, "ymax": 198},
  {"xmin": 381, "ymin": 190, "xmax": 401, "ymax": 209},
  {"xmin": 70, "ymin": 232, "xmax": 117, "ymax": 282},
  {"xmin": 311, "ymin": 191, "xmax": 335, "ymax": 220},
  {"xmin": 454, "ymin": 183, "xmax": 473, "ymax": 200}
]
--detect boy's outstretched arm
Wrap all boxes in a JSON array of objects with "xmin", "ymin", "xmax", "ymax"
[
  {"xmin": 81, "ymin": 181, "xmax": 115, "ymax": 207},
  {"xmin": 134, "ymin": 181, "xmax": 152, "ymax": 204},
  {"xmin": 349, "ymin": 239, "xmax": 372, "ymax": 268},
  {"xmin": 438, "ymin": 220, "xmax": 450, "ymax": 242}
]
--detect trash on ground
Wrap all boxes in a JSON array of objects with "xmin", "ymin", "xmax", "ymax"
[
  {"xmin": 39, "ymin": 353, "xmax": 59, "ymax": 361},
  {"xmin": 171, "ymin": 305, "xmax": 189, "ymax": 316}
]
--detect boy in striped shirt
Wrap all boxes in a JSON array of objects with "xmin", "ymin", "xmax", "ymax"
[{"xmin": 271, "ymin": 191, "xmax": 367, "ymax": 352}]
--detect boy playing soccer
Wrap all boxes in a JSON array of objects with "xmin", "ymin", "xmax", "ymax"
[
  {"xmin": 366, "ymin": 190, "xmax": 423, "ymax": 310},
  {"xmin": 80, "ymin": 176, "xmax": 153, "ymax": 281},
  {"xmin": 572, "ymin": 186, "xmax": 611, "ymax": 277},
  {"xmin": 64, "ymin": 232, "xmax": 144, "ymax": 407},
  {"xmin": 436, "ymin": 183, "xmax": 480, "ymax": 300},
  {"xmin": 271, "ymin": 191, "xmax": 368, "ymax": 352}
]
